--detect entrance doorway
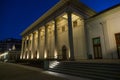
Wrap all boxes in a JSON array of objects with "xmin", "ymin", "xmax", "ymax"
[
  {"xmin": 115, "ymin": 33, "xmax": 120, "ymax": 59},
  {"xmin": 62, "ymin": 45, "xmax": 67, "ymax": 60},
  {"xmin": 34, "ymin": 51, "xmax": 37, "ymax": 59},
  {"xmin": 25, "ymin": 51, "xmax": 27, "ymax": 59},
  {"xmin": 29, "ymin": 51, "xmax": 31, "ymax": 59},
  {"xmin": 93, "ymin": 37, "xmax": 102, "ymax": 59}
]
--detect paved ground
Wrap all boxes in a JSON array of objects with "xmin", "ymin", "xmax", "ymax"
[
  {"xmin": 0, "ymin": 62, "xmax": 68, "ymax": 80},
  {"xmin": 0, "ymin": 62, "xmax": 91, "ymax": 80}
]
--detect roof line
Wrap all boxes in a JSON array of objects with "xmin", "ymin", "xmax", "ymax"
[{"xmin": 89, "ymin": 3, "xmax": 120, "ymax": 19}]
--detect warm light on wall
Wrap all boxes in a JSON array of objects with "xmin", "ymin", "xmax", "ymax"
[
  {"xmin": 54, "ymin": 49, "xmax": 57, "ymax": 59},
  {"xmin": 27, "ymin": 53, "xmax": 29, "ymax": 59},
  {"xmin": 68, "ymin": 49, "xmax": 71, "ymax": 58},
  {"xmin": 37, "ymin": 51, "xmax": 39, "ymax": 59},
  {"xmin": 23, "ymin": 54, "xmax": 25, "ymax": 59},
  {"xmin": 31, "ymin": 53, "xmax": 33, "ymax": 59},
  {"xmin": 20, "ymin": 54, "xmax": 23, "ymax": 59},
  {"xmin": 44, "ymin": 50, "xmax": 47, "ymax": 59}
]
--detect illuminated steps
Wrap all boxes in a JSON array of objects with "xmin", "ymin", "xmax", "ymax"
[{"xmin": 49, "ymin": 62, "xmax": 120, "ymax": 80}]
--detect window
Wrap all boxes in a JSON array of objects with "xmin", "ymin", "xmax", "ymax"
[
  {"xmin": 62, "ymin": 26, "xmax": 65, "ymax": 32},
  {"xmin": 115, "ymin": 33, "xmax": 120, "ymax": 58},
  {"xmin": 93, "ymin": 38, "xmax": 100, "ymax": 45},
  {"xmin": 73, "ymin": 20, "xmax": 77, "ymax": 27}
]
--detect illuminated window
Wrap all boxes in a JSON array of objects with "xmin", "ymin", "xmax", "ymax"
[{"xmin": 73, "ymin": 20, "xmax": 77, "ymax": 27}]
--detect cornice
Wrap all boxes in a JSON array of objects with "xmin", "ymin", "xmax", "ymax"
[{"xmin": 21, "ymin": 0, "xmax": 96, "ymax": 36}]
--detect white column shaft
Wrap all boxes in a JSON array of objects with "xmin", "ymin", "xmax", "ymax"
[{"xmin": 67, "ymin": 12, "xmax": 74, "ymax": 60}]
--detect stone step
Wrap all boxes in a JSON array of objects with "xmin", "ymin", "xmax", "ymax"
[
  {"xmin": 54, "ymin": 64, "xmax": 120, "ymax": 71},
  {"xmin": 53, "ymin": 66, "xmax": 120, "ymax": 74},
  {"xmin": 60, "ymin": 63, "xmax": 120, "ymax": 68},
  {"xmin": 49, "ymin": 62, "xmax": 120, "ymax": 80},
  {"xmin": 49, "ymin": 68, "xmax": 120, "ymax": 80},
  {"xmin": 49, "ymin": 69, "xmax": 112, "ymax": 80},
  {"xmin": 51, "ymin": 67, "xmax": 120, "ymax": 75}
]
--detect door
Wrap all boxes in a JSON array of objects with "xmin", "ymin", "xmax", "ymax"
[
  {"xmin": 34, "ymin": 51, "xmax": 37, "ymax": 59},
  {"xmin": 115, "ymin": 33, "xmax": 120, "ymax": 59},
  {"xmin": 29, "ymin": 51, "xmax": 31, "ymax": 59},
  {"xmin": 93, "ymin": 37, "xmax": 102, "ymax": 59},
  {"xmin": 62, "ymin": 45, "xmax": 67, "ymax": 60}
]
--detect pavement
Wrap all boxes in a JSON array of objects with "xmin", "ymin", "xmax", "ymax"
[{"xmin": 0, "ymin": 62, "xmax": 91, "ymax": 80}]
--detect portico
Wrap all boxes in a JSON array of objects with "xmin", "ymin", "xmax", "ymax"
[{"xmin": 20, "ymin": 0, "xmax": 96, "ymax": 60}]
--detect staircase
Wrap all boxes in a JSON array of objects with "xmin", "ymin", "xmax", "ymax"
[{"xmin": 49, "ymin": 61, "xmax": 120, "ymax": 80}]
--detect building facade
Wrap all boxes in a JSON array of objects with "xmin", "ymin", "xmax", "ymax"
[
  {"xmin": 0, "ymin": 38, "xmax": 21, "ymax": 53},
  {"xmin": 86, "ymin": 4, "xmax": 120, "ymax": 59},
  {"xmin": 0, "ymin": 51, "xmax": 21, "ymax": 62},
  {"xmin": 0, "ymin": 38, "xmax": 21, "ymax": 62},
  {"xmin": 20, "ymin": 0, "xmax": 120, "ymax": 61}
]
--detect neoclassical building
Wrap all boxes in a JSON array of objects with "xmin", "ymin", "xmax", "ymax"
[{"xmin": 20, "ymin": 0, "xmax": 120, "ymax": 60}]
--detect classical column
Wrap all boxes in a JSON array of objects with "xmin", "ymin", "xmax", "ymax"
[
  {"xmin": 23, "ymin": 38, "xmax": 26, "ymax": 59},
  {"xmin": 31, "ymin": 33, "xmax": 35, "ymax": 59},
  {"xmin": 44, "ymin": 25, "xmax": 48, "ymax": 59},
  {"xmin": 67, "ymin": 11, "xmax": 74, "ymax": 60},
  {"xmin": 54, "ymin": 19, "xmax": 58, "ymax": 59},
  {"xmin": 24, "ymin": 38, "xmax": 27, "ymax": 59},
  {"xmin": 37, "ymin": 29, "xmax": 41, "ymax": 59},
  {"xmin": 20, "ymin": 38, "xmax": 24, "ymax": 59},
  {"xmin": 28, "ymin": 35, "xmax": 31, "ymax": 59}
]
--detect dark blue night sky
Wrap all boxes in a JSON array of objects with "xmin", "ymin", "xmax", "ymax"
[{"xmin": 0, "ymin": 0, "xmax": 120, "ymax": 40}]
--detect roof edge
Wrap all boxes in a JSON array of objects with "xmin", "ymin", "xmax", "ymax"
[{"xmin": 87, "ymin": 3, "xmax": 120, "ymax": 21}]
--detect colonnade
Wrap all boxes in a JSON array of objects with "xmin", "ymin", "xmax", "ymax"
[{"xmin": 20, "ymin": 12, "xmax": 75, "ymax": 60}]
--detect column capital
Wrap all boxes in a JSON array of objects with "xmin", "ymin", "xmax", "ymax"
[
  {"xmin": 28, "ymin": 34, "xmax": 31, "ymax": 38},
  {"xmin": 44, "ymin": 24, "xmax": 49, "ymax": 27},
  {"xmin": 66, "ymin": 8, "xmax": 73, "ymax": 14},
  {"xmin": 53, "ymin": 18, "xmax": 57, "ymax": 22},
  {"xmin": 22, "ymin": 37, "xmax": 25, "ymax": 41}
]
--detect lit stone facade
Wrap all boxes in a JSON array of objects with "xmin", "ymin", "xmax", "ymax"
[
  {"xmin": 20, "ymin": 0, "xmax": 120, "ymax": 60},
  {"xmin": 86, "ymin": 5, "xmax": 120, "ymax": 59}
]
